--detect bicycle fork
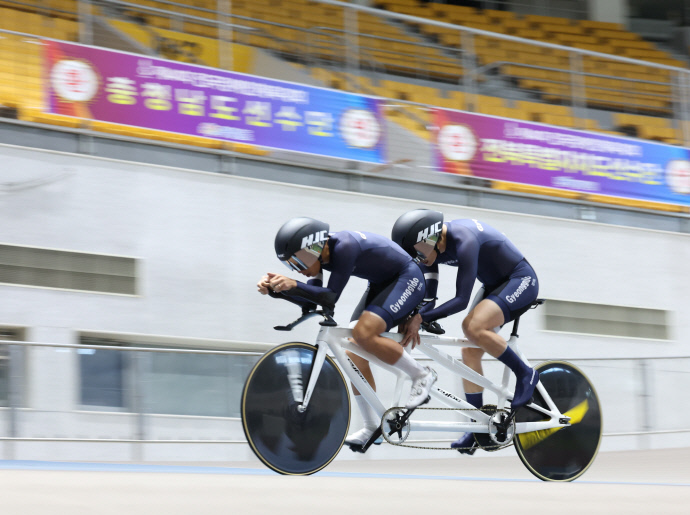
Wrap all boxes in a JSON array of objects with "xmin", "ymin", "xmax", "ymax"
[{"xmin": 286, "ymin": 340, "xmax": 328, "ymax": 413}]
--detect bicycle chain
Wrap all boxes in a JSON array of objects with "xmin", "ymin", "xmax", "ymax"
[{"xmin": 381, "ymin": 406, "xmax": 515, "ymax": 452}]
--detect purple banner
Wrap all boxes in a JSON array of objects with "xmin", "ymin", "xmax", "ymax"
[
  {"xmin": 433, "ymin": 109, "xmax": 690, "ymax": 206},
  {"xmin": 45, "ymin": 41, "xmax": 386, "ymax": 163}
]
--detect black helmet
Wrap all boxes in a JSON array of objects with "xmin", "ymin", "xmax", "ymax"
[
  {"xmin": 392, "ymin": 209, "xmax": 443, "ymax": 262},
  {"xmin": 274, "ymin": 217, "xmax": 330, "ymax": 271}
]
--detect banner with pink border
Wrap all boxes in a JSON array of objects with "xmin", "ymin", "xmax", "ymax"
[
  {"xmin": 433, "ymin": 109, "xmax": 690, "ymax": 205},
  {"xmin": 44, "ymin": 40, "xmax": 387, "ymax": 163}
]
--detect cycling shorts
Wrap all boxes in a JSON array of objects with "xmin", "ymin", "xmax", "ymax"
[
  {"xmin": 350, "ymin": 261, "xmax": 426, "ymax": 331},
  {"xmin": 483, "ymin": 259, "xmax": 539, "ymax": 324}
]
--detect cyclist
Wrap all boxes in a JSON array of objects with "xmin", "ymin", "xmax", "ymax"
[
  {"xmin": 391, "ymin": 209, "xmax": 539, "ymax": 454},
  {"xmin": 257, "ymin": 216, "xmax": 437, "ymax": 448}
]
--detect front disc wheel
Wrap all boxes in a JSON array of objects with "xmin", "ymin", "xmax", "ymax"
[{"xmin": 241, "ymin": 342, "xmax": 350, "ymax": 475}]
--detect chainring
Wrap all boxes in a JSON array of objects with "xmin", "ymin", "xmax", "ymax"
[
  {"xmin": 381, "ymin": 408, "xmax": 411, "ymax": 444},
  {"xmin": 473, "ymin": 404, "xmax": 514, "ymax": 451}
]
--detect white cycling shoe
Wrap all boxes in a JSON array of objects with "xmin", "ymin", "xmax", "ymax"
[
  {"xmin": 406, "ymin": 367, "xmax": 438, "ymax": 409},
  {"xmin": 345, "ymin": 426, "xmax": 383, "ymax": 446}
]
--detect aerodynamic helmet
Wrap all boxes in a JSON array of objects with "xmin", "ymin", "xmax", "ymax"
[
  {"xmin": 391, "ymin": 209, "xmax": 443, "ymax": 263},
  {"xmin": 274, "ymin": 217, "xmax": 330, "ymax": 272}
]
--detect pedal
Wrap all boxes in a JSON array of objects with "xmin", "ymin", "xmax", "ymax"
[
  {"xmin": 456, "ymin": 443, "xmax": 477, "ymax": 456},
  {"xmin": 344, "ymin": 426, "xmax": 384, "ymax": 454},
  {"xmin": 344, "ymin": 438, "xmax": 382, "ymax": 453},
  {"xmin": 344, "ymin": 442, "xmax": 366, "ymax": 454}
]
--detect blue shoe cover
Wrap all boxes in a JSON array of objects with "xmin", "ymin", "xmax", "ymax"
[
  {"xmin": 450, "ymin": 432, "xmax": 476, "ymax": 452},
  {"xmin": 512, "ymin": 368, "xmax": 539, "ymax": 409}
]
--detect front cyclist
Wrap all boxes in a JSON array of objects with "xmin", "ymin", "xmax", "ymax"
[
  {"xmin": 257, "ymin": 217, "xmax": 437, "ymax": 448},
  {"xmin": 391, "ymin": 209, "xmax": 539, "ymax": 454}
]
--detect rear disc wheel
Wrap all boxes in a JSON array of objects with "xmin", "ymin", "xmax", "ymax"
[{"xmin": 514, "ymin": 361, "xmax": 602, "ymax": 482}]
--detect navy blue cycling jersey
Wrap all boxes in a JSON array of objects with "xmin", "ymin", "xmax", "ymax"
[
  {"xmin": 419, "ymin": 219, "xmax": 528, "ymax": 323},
  {"xmin": 290, "ymin": 231, "xmax": 421, "ymax": 308}
]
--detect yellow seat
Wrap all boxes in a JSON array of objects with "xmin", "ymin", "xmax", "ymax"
[{"xmin": 540, "ymin": 113, "xmax": 575, "ymax": 128}]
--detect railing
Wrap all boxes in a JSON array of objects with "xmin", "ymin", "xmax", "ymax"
[
  {"xmin": 83, "ymin": 0, "xmax": 689, "ymax": 145},
  {"xmin": 0, "ymin": 340, "xmax": 263, "ymax": 459},
  {"xmin": 3, "ymin": 0, "xmax": 689, "ymax": 123},
  {"xmin": 1, "ymin": 340, "xmax": 688, "ymax": 460}
]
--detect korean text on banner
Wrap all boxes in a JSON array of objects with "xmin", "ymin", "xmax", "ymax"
[
  {"xmin": 44, "ymin": 40, "xmax": 386, "ymax": 163},
  {"xmin": 433, "ymin": 109, "xmax": 690, "ymax": 206}
]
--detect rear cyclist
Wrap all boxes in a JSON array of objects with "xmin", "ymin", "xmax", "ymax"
[
  {"xmin": 257, "ymin": 217, "xmax": 437, "ymax": 448},
  {"xmin": 391, "ymin": 209, "xmax": 540, "ymax": 453}
]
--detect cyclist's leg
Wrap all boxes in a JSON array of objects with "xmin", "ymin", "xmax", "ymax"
[
  {"xmin": 346, "ymin": 266, "xmax": 442, "ymax": 438},
  {"xmin": 350, "ymin": 262, "xmax": 425, "ymax": 366},
  {"xmin": 462, "ymin": 299, "xmax": 507, "ymax": 358},
  {"xmin": 461, "ymin": 347, "xmax": 485, "ymax": 393},
  {"xmin": 352, "ymin": 311, "xmax": 407, "ymax": 363},
  {"xmin": 346, "ymin": 287, "xmax": 383, "ymax": 446},
  {"xmin": 346, "ymin": 312, "xmax": 412, "ymax": 447},
  {"xmin": 348, "ymin": 286, "xmax": 378, "ymax": 394},
  {"xmin": 344, "ymin": 360, "xmax": 382, "ymax": 445},
  {"xmin": 459, "ymin": 285, "xmax": 514, "ymax": 392},
  {"xmin": 464, "ymin": 300, "xmax": 536, "ymax": 408},
  {"xmin": 450, "ymin": 387, "xmax": 484, "ymax": 452},
  {"xmin": 451, "ymin": 289, "xmax": 487, "ymax": 451},
  {"xmin": 347, "ymin": 352, "xmax": 376, "ymax": 394},
  {"xmin": 353, "ymin": 311, "xmax": 437, "ymax": 409},
  {"xmin": 463, "ymin": 263, "xmax": 540, "ymax": 408},
  {"xmin": 451, "ymin": 290, "xmax": 499, "ymax": 452},
  {"xmin": 460, "ymin": 286, "xmax": 488, "ymax": 394},
  {"xmin": 356, "ymin": 264, "xmax": 436, "ymax": 408}
]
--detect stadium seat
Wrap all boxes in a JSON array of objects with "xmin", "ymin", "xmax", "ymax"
[{"xmin": 378, "ymin": 0, "xmax": 681, "ymax": 119}]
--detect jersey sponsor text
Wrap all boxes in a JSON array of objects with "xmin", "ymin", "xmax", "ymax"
[
  {"xmin": 390, "ymin": 277, "xmax": 421, "ymax": 313},
  {"xmin": 505, "ymin": 276, "xmax": 532, "ymax": 304}
]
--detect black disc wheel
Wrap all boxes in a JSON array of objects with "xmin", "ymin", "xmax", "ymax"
[
  {"xmin": 514, "ymin": 361, "xmax": 602, "ymax": 482},
  {"xmin": 241, "ymin": 342, "xmax": 350, "ymax": 475}
]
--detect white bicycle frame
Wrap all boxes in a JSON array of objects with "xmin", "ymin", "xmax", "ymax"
[{"xmin": 297, "ymin": 326, "xmax": 570, "ymax": 438}]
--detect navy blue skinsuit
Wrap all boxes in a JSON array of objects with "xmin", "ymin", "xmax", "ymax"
[
  {"xmin": 419, "ymin": 219, "xmax": 538, "ymax": 324},
  {"xmin": 284, "ymin": 231, "xmax": 425, "ymax": 330}
]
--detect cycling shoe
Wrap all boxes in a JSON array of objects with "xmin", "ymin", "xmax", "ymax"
[
  {"xmin": 450, "ymin": 432, "xmax": 477, "ymax": 455},
  {"xmin": 345, "ymin": 427, "xmax": 382, "ymax": 447}
]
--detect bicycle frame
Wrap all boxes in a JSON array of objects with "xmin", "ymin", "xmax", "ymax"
[{"xmin": 298, "ymin": 326, "xmax": 570, "ymax": 438}]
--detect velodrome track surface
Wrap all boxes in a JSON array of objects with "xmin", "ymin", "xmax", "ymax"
[{"xmin": 1, "ymin": 448, "xmax": 689, "ymax": 514}]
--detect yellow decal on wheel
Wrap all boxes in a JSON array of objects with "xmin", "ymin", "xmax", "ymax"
[{"xmin": 518, "ymin": 399, "xmax": 589, "ymax": 451}]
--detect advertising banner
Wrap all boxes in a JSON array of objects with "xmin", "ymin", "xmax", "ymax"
[
  {"xmin": 433, "ymin": 109, "xmax": 690, "ymax": 206},
  {"xmin": 44, "ymin": 41, "xmax": 386, "ymax": 163}
]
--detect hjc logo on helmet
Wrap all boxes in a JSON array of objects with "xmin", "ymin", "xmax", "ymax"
[
  {"xmin": 301, "ymin": 230, "xmax": 328, "ymax": 249},
  {"xmin": 416, "ymin": 222, "xmax": 442, "ymax": 243}
]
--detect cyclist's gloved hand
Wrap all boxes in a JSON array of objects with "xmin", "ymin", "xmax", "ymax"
[{"xmin": 421, "ymin": 321, "xmax": 445, "ymax": 335}]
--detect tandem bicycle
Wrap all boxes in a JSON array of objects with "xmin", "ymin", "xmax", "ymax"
[{"xmin": 241, "ymin": 300, "xmax": 602, "ymax": 481}]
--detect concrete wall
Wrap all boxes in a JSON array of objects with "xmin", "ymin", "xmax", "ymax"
[{"xmin": 1, "ymin": 143, "xmax": 689, "ymax": 460}]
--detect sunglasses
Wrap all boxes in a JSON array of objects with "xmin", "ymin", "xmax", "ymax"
[
  {"xmin": 412, "ymin": 233, "xmax": 440, "ymax": 263},
  {"xmin": 280, "ymin": 246, "xmax": 323, "ymax": 272}
]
